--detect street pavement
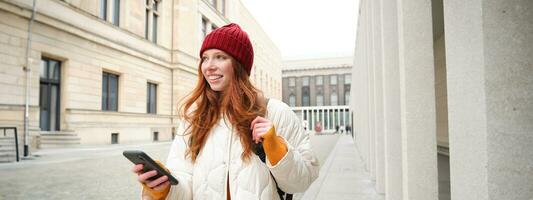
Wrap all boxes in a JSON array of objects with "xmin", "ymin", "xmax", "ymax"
[
  {"xmin": 299, "ymin": 134, "xmax": 384, "ymax": 200},
  {"xmin": 0, "ymin": 132, "xmax": 340, "ymax": 200}
]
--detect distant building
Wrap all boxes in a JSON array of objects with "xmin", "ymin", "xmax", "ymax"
[
  {"xmin": 281, "ymin": 57, "xmax": 352, "ymax": 131},
  {"xmin": 282, "ymin": 57, "xmax": 352, "ymax": 107}
]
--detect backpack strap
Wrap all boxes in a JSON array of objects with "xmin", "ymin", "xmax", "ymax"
[{"xmin": 252, "ymin": 97, "xmax": 293, "ymax": 200}]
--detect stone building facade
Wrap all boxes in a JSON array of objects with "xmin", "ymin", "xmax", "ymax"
[
  {"xmin": 0, "ymin": 0, "xmax": 282, "ymax": 157},
  {"xmin": 282, "ymin": 57, "xmax": 352, "ymax": 107}
]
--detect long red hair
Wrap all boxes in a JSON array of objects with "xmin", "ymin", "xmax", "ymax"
[{"xmin": 179, "ymin": 59, "xmax": 266, "ymax": 163}]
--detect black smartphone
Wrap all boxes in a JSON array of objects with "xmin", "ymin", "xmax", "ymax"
[{"xmin": 123, "ymin": 150, "xmax": 179, "ymax": 185}]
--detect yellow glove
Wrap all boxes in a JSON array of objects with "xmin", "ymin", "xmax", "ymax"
[
  {"xmin": 261, "ymin": 126, "xmax": 288, "ymax": 165},
  {"xmin": 141, "ymin": 160, "xmax": 171, "ymax": 200}
]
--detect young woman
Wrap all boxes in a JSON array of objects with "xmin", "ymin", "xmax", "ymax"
[{"xmin": 132, "ymin": 23, "xmax": 319, "ymax": 200}]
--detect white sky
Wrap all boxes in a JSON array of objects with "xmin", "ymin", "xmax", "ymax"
[{"xmin": 241, "ymin": 0, "xmax": 360, "ymax": 60}]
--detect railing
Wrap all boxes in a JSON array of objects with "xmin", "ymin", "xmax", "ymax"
[
  {"xmin": 290, "ymin": 106, "xmax": 351, "ymax": 132},
  {"xmin": 0, "ymin": 127, "xmax": 19, "ymax": 162}
]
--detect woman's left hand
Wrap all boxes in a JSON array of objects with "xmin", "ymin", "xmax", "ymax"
[{"xmin": 250, "ymin": 116, "xmax": 273, "ymax": 144}]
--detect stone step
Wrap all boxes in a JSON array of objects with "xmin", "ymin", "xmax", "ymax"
[
  {"xmin": 0, "ymin": 137, "xmax": 15, "ymax": 142},
  {"xmin": 0, "ymin": 147, "xmax": 16, "ymax": 152},
  {"xmin": 40, "ymin": 133, "xmax": 77, "ymax": 137},
  {"xmin": 38, "ymin": 133, "xmax": 81, "ymax": 149},
  {"xmin": 0, "ymin": 153, "xmax": 16, "ymax": 163},
  {"xmin": 39, "ymin": 143, "xmax": 80, "ymax": 149},
  {"xmin": 40, "ymin": 140, "xmax": 80, "ymax": 145}
]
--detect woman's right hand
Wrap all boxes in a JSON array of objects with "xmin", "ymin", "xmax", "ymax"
[{"xmin": 132, "ymin": 164, "xmax": 171, "ymax": 192}]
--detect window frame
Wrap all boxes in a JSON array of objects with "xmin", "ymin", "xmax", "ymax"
[
  {"xmin": 147, "ymin": 82, "xmax": 157, "ymax": 114},
  {"xmin": 330, "ymin": 75, "xmax": 337, "ymax": 85},
  {"xmin": 102, "ymin": 72, "xmax": 119, "ymax": 111}
]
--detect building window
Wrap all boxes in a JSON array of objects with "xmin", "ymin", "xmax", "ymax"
[
  {"xmin": 289, "ymin": 77, "xmax": 295, "ymax": 87},
  {"xmin": 331, "ymin": 92, "xmax": 338, "ymax": 106},
  {"xmin": 145, "ymin": 0, "xmax": 160, "ymax": 43},
  {"xmin": 345, "ymin": 91, "xmax": 350, "ymax": 105},
  {"xmin": 153, "ymin": 131, "xmax": 159, "ymax": 141},
  {"xmin": 111, "ymin": 133, "xmax": 119, "ymax": 144},
  {"xmin": 289, "ymin": 94, "xmax": 296, "ymax": 107},
  {"xmin": 302, "ymin": 76, "xmax": 309, "ymax": 86},
  {"xmin": 112, "ymin": 0, "xmax": 120, "ymax": 26},
  {"xmin": 316, "ymin": 94, "xmax": 324, "ymax": 106},
  {"xmin": 40, "ymin": 58, "xmax": 61, "ymax": 131},
  {"xmin": 102, "ymin": 72, "xmax": 119, "ymax": 111},
  {"xmin": 99, "ymin": 0, "xmax": 107, "ymax": 20},
  {"xmin": 316, "ymin": 75, "xmax": 323, "ymax": 86},
  {"xmin": 147, "ymin": 82, "xmax": 157, "ymax": 114},
  {"xmin": 344, "ymin": 74, "xmax": 351, "ymax": 84},
  {"xmin": 201, "ymin": 17, "xmax": 208, "ymax": 40},
  {"xmin": 330, "ymin": 75, "xmax": 337, "ymax": 85},
  {"xmin": 302, "ymin": 88, "xmax": 310, "ymax": 106}
]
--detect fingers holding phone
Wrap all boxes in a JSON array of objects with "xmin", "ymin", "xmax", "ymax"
[{"xmin": 132, "ymin": 163, "xmax": 170, "ymax": 191}]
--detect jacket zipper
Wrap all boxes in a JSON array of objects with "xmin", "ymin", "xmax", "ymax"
[{"xmin": 224, "ymin": 123, "xmax": 233, "ymax": 199}]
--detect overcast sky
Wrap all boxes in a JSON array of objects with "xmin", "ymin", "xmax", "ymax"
[{"xmin": 241, "ymin": 0, "xmax": 359, "ymax": 60}]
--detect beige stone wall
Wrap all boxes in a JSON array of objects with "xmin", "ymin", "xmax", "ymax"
[
  {"xmin": 0, "ymin": 0, "xmax": 282, "ymax": 146},
  {"xmin": 0, "ymin": 0, "xmax": 174, "ymax": 145}
]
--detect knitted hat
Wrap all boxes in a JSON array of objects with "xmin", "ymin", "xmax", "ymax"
[{"xmin": 200, "ymin": 23, "xmax": 254, "ymax": 75}]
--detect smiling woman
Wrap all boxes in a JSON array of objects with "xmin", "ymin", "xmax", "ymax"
[{"xmin": 130, "ymin": 23, "xmax": 319, "ymax": 200}]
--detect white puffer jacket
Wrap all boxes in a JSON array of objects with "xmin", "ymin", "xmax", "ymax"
[{"xmin": 163, "ymin": 99, "xmax": 319, "ymax": 200}]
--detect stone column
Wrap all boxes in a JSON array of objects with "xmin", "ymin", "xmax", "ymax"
[
  {"xmin": 382, "ymin": 0, "xmax": 403, "ymax": 198},
  {"xmin": 397, "ymin": 0, "xmax": 438, "ymax": 199},
  {"xmin": 444, "ymin": 0, "xmax": 533, "ymax": 199},
  {"xmin": 371, "ymin": 0, "xmax": 386, "ymax": 193},
  {"xmin": 321, "ymin": 108, "xmax": 325, "ymax": 130}
]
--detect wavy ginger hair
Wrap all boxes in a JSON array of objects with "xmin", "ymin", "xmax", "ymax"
[{"xmin": 179, "ymin": 58, "xmax": 266, "ymax": 163}]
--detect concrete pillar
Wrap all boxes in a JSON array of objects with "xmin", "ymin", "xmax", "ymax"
[
  {"xmin": 353, "ymin": 0, "xmax": 372, "ymax": 173},
  {"xmin": 311, "ymin": 109, "xmax": 314, "ymax": 131},
  {"xmin": 382, "ymin": 0, "xmax": 403, "ymax": 198},
  {"xmin": 321, "ymin": 108, "xmax": 325, "ymax": 130},
  {"xmin": 337, "ymin": 108, "xmax": 341, "ymax": 128},
  {"xmin": 342, "ymin": 109, "xmax": 346, "ymax": 127},
  {"xmin": 326, "ymin": 109, "xmax": 329, "ymax": 130},
  {"xmin": 366, "ymin": 0, "xmax": 377, "ymax": 179},
  {"xmin": 397, "ymin": 0, "xmax": 438, "ymax": 199},
  {"xmin": 306, "ymin": 109, "xmax": 310, "ymax": 130},
  {"xmin": 371, "ymin": 0, "xmax": 386, "ymax": 193},
  {"xmin": 444, "ymin": 0, "xmax": 533, "ymax": 199}
]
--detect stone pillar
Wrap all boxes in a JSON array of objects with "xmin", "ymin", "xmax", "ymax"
[
  {"xmin": 444, "ymin": 0, "xmax": 533, "ymax": 199},
  {"xmin": 300, "ymin": 108, "xmax": 304, "ymax": 123},
  {"xmin": 366, "ymin": 0, "xmax": 377, "ymax": 179},
  {"xmin": 342, "ymin": 109, "xmax": 346, "ymax": 127},
  {"xmin": 371, "ymin": 0, "xmax": 386, "ymax": 193},
  {"xmin": 321, "ymin": 108, "xmax": 325, "ymax": 130},
  {"xmin": 382, "ymin": 0, "xmax": 403, "ymax": 198},
  {"xmin": 397, "ymin": 0, "xmax": 438, "ymax": 199}
]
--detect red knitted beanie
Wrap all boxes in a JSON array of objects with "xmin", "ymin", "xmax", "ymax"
[{"xmin": 200, "ymin": 23, "xmax": 254, "ymax": 75}]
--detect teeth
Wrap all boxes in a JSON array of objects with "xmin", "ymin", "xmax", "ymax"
[{"xmin": 208, "ymin": 75, "xmax": 223, "ymax": 80}]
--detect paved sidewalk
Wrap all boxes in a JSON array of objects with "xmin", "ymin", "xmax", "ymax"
[{"xmin": 300, "ymin": 135, "xmax": 384, "ymax": 200}]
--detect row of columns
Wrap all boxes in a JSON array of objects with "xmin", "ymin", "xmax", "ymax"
[
  {"xmin": 292, "ymin": 106, "xmax": 350, "ymax": 132},
  {"xmin": 352, "ymin": 0, "xmax": 438, "ymax": 199},
  {"xmin": 352, "ymin": 0, "xmax": 533, "ymax": 199}
]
